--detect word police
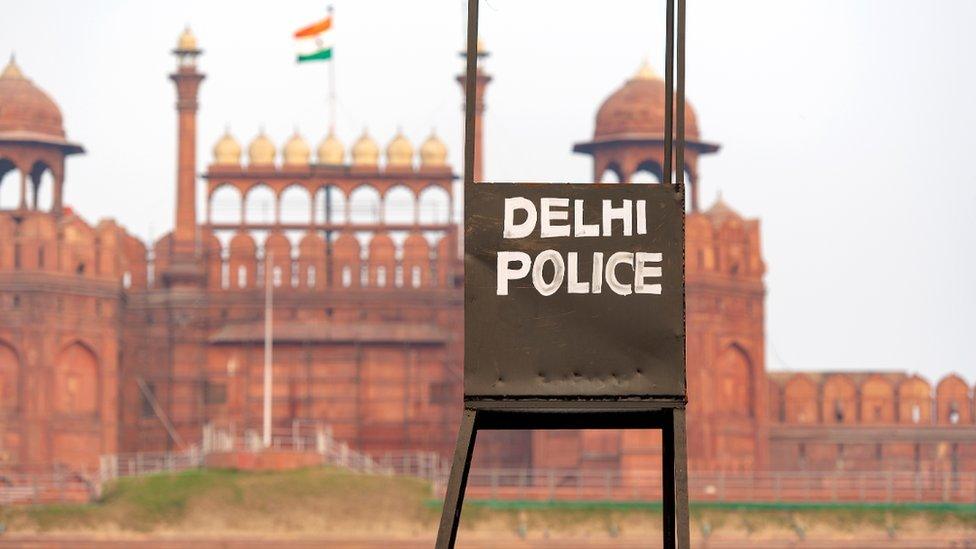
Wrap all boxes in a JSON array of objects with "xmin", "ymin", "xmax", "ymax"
[{"xmin": 497, "ymin": 197, "xmax": 664, "ymax": 296}]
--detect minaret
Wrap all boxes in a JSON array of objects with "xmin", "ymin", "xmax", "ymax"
[
  {"xmin": 170, "ymin": 27, "xmax": 204, "ymax": 259},
  {"xmin": 456, "ymin": 38, "xmax": 491, "ymax": 183}
]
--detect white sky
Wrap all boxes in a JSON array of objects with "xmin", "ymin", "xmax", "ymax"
[{"xmin": 2, "ymin": 0, "xmax": 974, "ymax": 383}]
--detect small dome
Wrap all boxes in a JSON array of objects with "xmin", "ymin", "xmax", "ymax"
[
  {"xmin": 177, "ymin": 26, "xmax": 198, "ymax": 52},
  {"xmin": 317, "ymin": 130, "xmax": 344, "ymax": 164},
  {"xmin": 248, "ymin": 130, "xmax": 276, "ymax": 166},
  {"xmin": 386, "ymin": 130, "xmax": 414, "ymax": 167},
  {"xmin": 594, "ymin": 59, "xmax": 699, "ymax": 141},
  {"xmin": 351, "ymin": 129, "xmax": 379, "ymax": 166},
  {"xmin": 213, "ymin": 128, "xmax": 241, "ymax": 166},
  {"xmin": 282, "ymin": 130, "xmax": 311, "ymax": 166},
  {"xmin": 0, "ymin": 55, "xmax": 66, "ymax": 138},
  {"xmin": 420, "ymin": 130, "xmax": 448, "ymax": 167}
]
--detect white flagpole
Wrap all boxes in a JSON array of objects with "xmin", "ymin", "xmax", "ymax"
[
  {"xmin": 262, "ymin": 250, "xmax": 274, "ymax": 448},
  {"xmin": 328, "ymin": 4, "xmax": 337, "ymax": 132}
]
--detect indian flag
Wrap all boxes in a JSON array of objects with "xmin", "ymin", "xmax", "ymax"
[{"xmin": 294, "ymin": 11, "xmax": 334, "ymax": 63}]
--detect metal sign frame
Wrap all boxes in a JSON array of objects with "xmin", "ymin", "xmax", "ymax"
[{"xmin": 436, "ymin": 0, "xmax": 690, "ymax": 546}]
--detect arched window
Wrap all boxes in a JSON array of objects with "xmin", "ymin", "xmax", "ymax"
[
  {"xmin": 342, "ymin": 266, "xmax": 352, "ymax": 288},
  {"xmin": 29, "ymin": 162, "xmax": 54, "ymax": 211},
  {"xmin": 417, "ymin": 186, "xmax": 451, "ymax": 225},
  {"xmin": 599, "ymin": 164, "xmax": 622, "ymax": 184},
  {"xmin": 713, "ymin": 346, "xmax": 752, "ymax": 416},
  {"xmin": 384, "ymin": 185, "xmax": 415, "ymax": 225},
  {"xmin": 237, "ymin": 265, "xmax": 247, "ymax": 288},
  {"xmin": 315, "ymin": 186, "xmax": 346, "ymax": 224},
  {"xmin": 0, "ymin": 160, "xmax": 21, "ymax": 210},
  {"xmin": 55, "ymin": 343, "xmax": 98, "ymax": 415},
  {"xmin": 631, "ymin": 161, "xmax": 663, "ymax": 184},
  {"xmin": 279, "ymin": 185, "xmax": 312, "ymax": 224},
  {"xmin": 349, "ymin": 186, "xmax": 381, "ymax": 224},
  {"xmin": 244, "ymin": 185, "xmax": 276, "ymax": 224},
  {"xmin": 210, "ymin": 185, "xmax": 243, "ymax": 224}
]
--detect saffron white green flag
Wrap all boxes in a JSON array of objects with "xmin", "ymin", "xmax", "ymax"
[{"xmin": 294, "ymin": 12, "xmax": 333, "ymax": 63}]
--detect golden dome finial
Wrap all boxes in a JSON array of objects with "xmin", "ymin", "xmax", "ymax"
[
  {"xmin": 351, "ymin": 128, "xmax": 379, "ymax": 166},
  {"xmin": 386, "ymin": 128, "xmax": 414, "ymax": 168},
  {"xmin": 633, "ymin": 57, "xmax": 658, "ymax": 81},
  {"xmin": 283, "ymin": 129, "xmax": 311, "ymax": 166},
  {"xmin": 317, "ymin": 129, "xmax": 345, "ymax": 165},
  {"xmin": 248, "ymin": 128, "xmax": 276, "ymax": 166},
  {"xmin": 420, "ymin": 129, "xmax": 448, "ymax": 168},
  {"xmin": 213, "ymin": 126, "xmax": 242, "ymax": 166},
  {"xmin": 177, "ymin": 26, "xmax": 198, "ymax": 52},
  {"xmin": 2, "ymin": 53, "xmax": 24, "ymax": 79}
]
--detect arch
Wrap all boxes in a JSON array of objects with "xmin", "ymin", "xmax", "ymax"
[
  {"xmin": 28, "ymin": 160, "xmax": 54, "ymax": 212},
  {"xmin": 936, "ymin": 374, "xmax": 971, "ymax": 425},
  {"xmin": 315, "ymin": 185, "xmax": 347, "ymax": 224},
  {"xmin": 210, "ymin": 184, "xmax": 243, "ymax": 224},
  {"xmin": 0, "ymin": 341, "xmax": 19, "ymax": 410},
  {"xmin": 897, "ymin": 376, "xmax": 932, "ymax": 425},
  {"xmin": 54, "ymin": 341, "xmax": 99, "ymax": 415},
  {"xmin": 348, "ymin": 185, "xmax": 381, "ymax": 224},
  {"xmin": 368, "ymin": 233, "xmax": 396, "ymax": 288},
  {"xmin": 821, "ymin": 374, "xmax": 858, "ymax": 424},
  {"xmin": 599, "ymin": 162, "xmax": 623, "ymax": 184},
  {"xmin": 418, "ymin": 186, "xmax": 451, "ymax": 225},
  {"xmin": 402, "ymin": 232, "xmax": 430, "ymax": 288},
  {"xmin": 435, "ymin": 232, "xmax": 459, "ymax": 288},
  {"xmin": 0, "ymin": 159, "xmax": 21, "ymax": 209},
  {"xmin": 297, "ymin": 231, "xmax": 326, "ymax": 289},
  {"xmin": 201, "ymin": 231, "xmax": 223, "ymax": 290},
  {"xmin": 264, "ymin": 232, "xmax": 292, "ymax": 288},
  {"xmin": 383, "ymin": 185, "xmax": 415, "ymax": 225},
  {"xmin": 279, "ymin": 185, "xmax": 312, "ymax": 225},
  {"xmin": 244, "ymin": 184, "xmax": 276, "ymax": 224},
  {"xmin": 228, "ymin": 232, "xmax": 257, "ymax": 289},
  {"xmin": 783, "ymin": 374, "xmax": 818, "ymax": 424},
  {"xmin": 631, "ymin": 160, "xmax": 663, "ymax": 184},
  {"xmin": 860, "ymin": 374, "xmax": 895, "ymax": 424},
  {"xmin": 712, "ymin": 345, "xmax": 752, "ymax": 417},
  {"xmin": 331, "ymin": 232, "xmax": 361, "ymax": 288}
]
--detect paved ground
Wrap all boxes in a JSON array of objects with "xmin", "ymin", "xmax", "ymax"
[{"xmin": 1, "ymin": 537, "xmax": 974, "ymax": 548}]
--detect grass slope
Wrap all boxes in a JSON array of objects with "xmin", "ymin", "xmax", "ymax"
[{"xmin": 1, "ymin": 467, "xmax": 975, "ymax": 541}]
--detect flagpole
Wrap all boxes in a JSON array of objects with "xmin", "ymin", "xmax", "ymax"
[
  {"xmin": 262, "ymin": 250, "xmax": 273, "ymax": 448},
  {"xmin": 327, "ymin": 4, "xmax": 337, "ymax": 133}
]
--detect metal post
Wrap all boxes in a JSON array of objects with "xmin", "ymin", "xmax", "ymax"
[
  {"xmin": 262, "ymin": 250, "xmax": 274, "ymax": 448},
  {"xmin": 435, "ymin": 408, "xmax": 478, "ymax": 549}
]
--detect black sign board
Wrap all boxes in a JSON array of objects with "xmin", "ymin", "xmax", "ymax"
[{"xmin": 465, "ymin": 183, "xmax": 685, "ymax": 398}]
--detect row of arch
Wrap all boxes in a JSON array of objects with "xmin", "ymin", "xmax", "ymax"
[
  {"xmin": 772, "ymin": 373, "xmax": 974, "ymax": 426},
  {"xmin": 686, "ymin": 215, "xmax": 762, "ymax": 278},
  {"xmin": 0, "ymin": 340, "xmax": 99, "ymax": 415},
  {"xmin": 145, "ymin": 229, "xmax": 459, "ymax": 292},
  {"xmin": 208, "ymin": 183, "xmax": 453, "ymax": 226},
  {"xmin": 0, "ymin": 158, "xmax": 58, "ymax": 212}
]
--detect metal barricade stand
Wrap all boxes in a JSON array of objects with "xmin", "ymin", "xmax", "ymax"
[{"xmin": 437, "ymin": 0, "xmax": 690, "ymax": 547}]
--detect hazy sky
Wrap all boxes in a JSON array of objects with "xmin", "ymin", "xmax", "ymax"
[{"xmin": 2, "ymin": 1, "xmax": 974, "ymax": 383}]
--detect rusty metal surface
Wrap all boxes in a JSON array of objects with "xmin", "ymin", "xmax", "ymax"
[{"xmin": 464, "ymin": 183, "xmax": 685, "ymax": 398}]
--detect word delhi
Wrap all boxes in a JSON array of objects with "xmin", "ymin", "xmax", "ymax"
[{"xmin": 497, "ymin": 197, "xmax": 665, "ymax": 296}]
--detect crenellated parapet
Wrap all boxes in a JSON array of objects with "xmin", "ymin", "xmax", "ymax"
[{"xmin": 769, "ymin": 371, "xmax": 974, "ymax": 426}]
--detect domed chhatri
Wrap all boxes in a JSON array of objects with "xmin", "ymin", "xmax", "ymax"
[
  {"xmin": 212, "ymin": 128, "xmax": 241, "ymax": 166},
  {"xmin": 317, "ymin": 130, "xmax": 344, "ymax": 165},
  {"xmin": 703, "ymin": 192, "xmax": 742, "ymax": 224},
  {"xmin": 351, "ymin": 129, "xmax": 379, "ymax": 166},
  {"xmin": 247, "ymin": 130, "xmax": 276, "ymax": 166},
  {"xmin": 386, "ymin": 129, "xmax": 414, "ymax": 168},
  {"xmin": 594, "ymin": 59, "xmax": 699, "ymax": 140},
  {"xmin": 420, "ymin": 130, "xmax": 448, "ymax": 168},
  {"xmin": 282, "ymin": 130, "xmax": 311, "ymax": 166},
  {"xmin": 0, "ymin": 55, "xmax": 68, "ymax": 140}
]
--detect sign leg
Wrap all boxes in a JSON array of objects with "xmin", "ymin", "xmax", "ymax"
[
  {"xmin": 673, "ymin": 408, "xmax": 691, "ymax": 549},
  {"xmin": 435, "ymin": 408, "xmax": 478, "ymax": 549},
  {"xmin": 662, "ymin": 410, "xmax": 676, "ymax": 549}
]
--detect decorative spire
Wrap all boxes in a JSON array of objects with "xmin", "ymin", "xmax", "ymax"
[
  {"xmin": 633, "ymin": 57, "xmax": 658, "ymax": 81},
  {"xmin": 2, "ymin": 53, "xmax": 24, "ymax": 79}
]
